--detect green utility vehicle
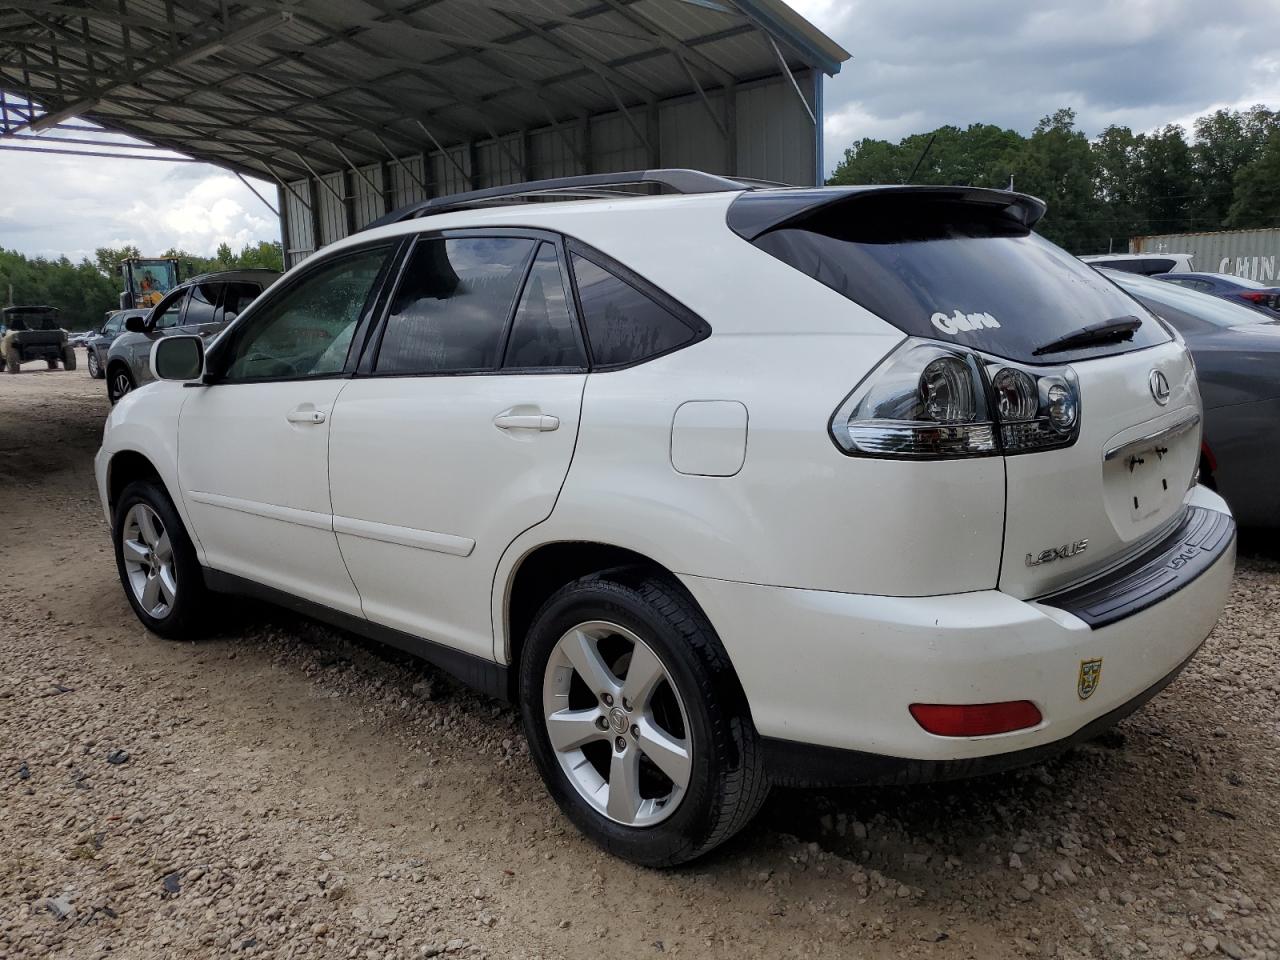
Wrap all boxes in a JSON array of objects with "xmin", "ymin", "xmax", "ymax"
[{"xmin": 0, "ymin": 305, "xmax": 76, "ymax": 373}]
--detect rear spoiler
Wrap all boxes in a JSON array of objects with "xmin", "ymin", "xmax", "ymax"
[{"xmin": 726, "ymin": 185, "xmax": 1048, "ymax": 241}]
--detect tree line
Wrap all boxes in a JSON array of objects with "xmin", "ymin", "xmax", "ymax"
[
  {"xmin": 0, "ymin": 240, "xmax": 284, "ymax": 331},
  {"xmin": 827, "ymin": 105, "xmax": 1280, "ymax": 254}
]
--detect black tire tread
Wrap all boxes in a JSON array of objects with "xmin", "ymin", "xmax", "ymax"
[{"xmin": 524, "ymin": 568, "xmax": 769, "ymax": 866}]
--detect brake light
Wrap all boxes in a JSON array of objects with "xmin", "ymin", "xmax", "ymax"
[
  {"xmin": 1240, "ymin": 292, "xmax": 1268, "ymax": 304},
  {"xmin": 830, "ymin": 338, "xmax": 1081, "ymax": 459},
  {"xmin": 909, "ymin": 701, "xmax": 1042, "ymax": 737}
]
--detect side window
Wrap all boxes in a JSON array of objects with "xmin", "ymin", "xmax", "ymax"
[
  {"xmin": 570, "ymin": 253, "xmax": 698, "ymax": 367},
  {"xmin": 152, "ymin": 290, "xmax": 187, "ymax": 330},
  {"xmin": 503, "ymin": 243, "xmax": 585, "ymax": 369},
  {"xmin": 184, "ymin": 282, "xmax": 220, "ymax": 327},
  {"xmin": 103, "ymin": 316, "xmax": 123, "ymax": 335},
  {"xmin": 375, "ymin": 236, "xmax": 536, "ymax": 374},
  {"xmin": 218, "ymin": 282, "xmax": 263, "ymax": 324},
  {"xmin": 221, "ymin": 245, "xmax": 390, "ymax": 382}
]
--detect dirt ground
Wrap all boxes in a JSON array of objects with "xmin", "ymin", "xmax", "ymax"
[{"xmin": 1, "ymin": 353, "xmax": 1277, "ymax": 960}]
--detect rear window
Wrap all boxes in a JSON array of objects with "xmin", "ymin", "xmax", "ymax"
[{"xmin": 750, "ymin": 196, "xmax": 1170, "ymax": 364}]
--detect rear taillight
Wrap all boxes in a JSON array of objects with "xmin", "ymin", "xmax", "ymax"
[
  {"xmin": 830, "ymin": 337, "xmax": 1081, "ymax": 459},
  {"xmin": 1240, "ymin": 292, "xmax": 1268, "ymax": 304}
]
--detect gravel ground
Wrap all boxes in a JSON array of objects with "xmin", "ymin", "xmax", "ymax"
[{"xmin": 1, "ymin": 357, "xmax": 1277, "ymax": 960}]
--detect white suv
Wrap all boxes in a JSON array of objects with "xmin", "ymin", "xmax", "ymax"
[{"xmin": 96, "ymin": 170, "xmax": 1236, "ymax": 866}]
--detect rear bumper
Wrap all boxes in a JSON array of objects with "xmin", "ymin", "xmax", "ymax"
[{"xmin": 679, "ymin": 486, "xmax": 1235, "ymax": 780}]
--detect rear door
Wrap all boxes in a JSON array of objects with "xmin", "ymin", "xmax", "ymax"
[{"xmin": 327, "ymin": 233, "xmax": 587, "ymax": 659}]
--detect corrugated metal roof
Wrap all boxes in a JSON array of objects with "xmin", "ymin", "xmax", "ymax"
[{"xmin": 0, "ymin": 0, "xmax": 849, "ymax": 181}]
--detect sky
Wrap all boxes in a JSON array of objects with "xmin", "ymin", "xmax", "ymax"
[{"xmin": 3, "ymin": 0, "xmax": 1280, "ymax": 263}]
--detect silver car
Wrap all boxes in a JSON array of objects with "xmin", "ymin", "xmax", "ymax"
[{"xmin": 106, "ymin": 268, "xmax": 279, "ymax": 403}]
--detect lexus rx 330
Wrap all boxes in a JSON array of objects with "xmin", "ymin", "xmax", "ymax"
[{"xmin": 95, "ymin": 171, "xmax": 1236, "ymax": 867}]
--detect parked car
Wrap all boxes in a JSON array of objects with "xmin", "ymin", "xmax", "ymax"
[
  {"xmin": 1080, "ymin": 252, "xmax": 1195, "ymax": 275},
  {"xmin": 1154, "ymin": 271, "xmax": 1280, "ymax": 317},
  {"xmin": 0, "ymin": 305, "xmax": 76, "ymax": 373},
  {"xmin": 96, "ymin": 172, "xmax": 1236, "ymax": 867},
  {"xmin": 87, "ymin": 309, "xmax": 147, "ymax": 379},
  {"xmin": 1102, "ymin": 269, "xmax": 1280, "ymax": 527},
  {"xmin": 105, "ymin": 269, "xmax": 278, "ymax": 402}
]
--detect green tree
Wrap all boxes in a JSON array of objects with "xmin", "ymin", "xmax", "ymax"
[
  {"xmin": 1006, "ymin": 109, "xmax": 1104, "ymax": 251},
  {"xmin": 1226, "ymin": 129, "xmax": 1280, "ymax": 228},
  {"xmin": 93, "ymin": 244, "xmax": 141, "ymax": 278}
]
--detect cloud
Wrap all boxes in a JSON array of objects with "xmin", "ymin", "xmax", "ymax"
[
  {"xmin": 0, "ymin": 144, "xmax": 277, "ymax": 262},
  {"xmin": 796, "ymin": 0, "xmax": 1280, "ymax": 172}
]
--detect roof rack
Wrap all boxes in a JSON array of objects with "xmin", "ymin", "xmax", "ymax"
[{"xmin": 361, "ymin": 168, "xmax": 778, "ymax": 232}]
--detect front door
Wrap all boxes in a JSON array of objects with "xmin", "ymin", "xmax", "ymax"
[
  {"xmin": 329, "ymin": 235, "xmax": 588, "ymax": 659},
  {"xmin": 177, "ymin": 243, "xmax": 395, "ymax": 615},
  {"xmin": 177, "ymin": 279, "xmax": 225, "ymax": 341}
]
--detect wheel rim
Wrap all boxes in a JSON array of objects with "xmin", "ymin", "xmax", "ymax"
[
  {"xmin": 542, "ymin": 621, "xmax": 692, "ymax": 828},
  {"xmin": 88, "ymin": 352, "xmax": 99, "ymax": 376},
  {"xmin": 113, "ymin": 370, "xmax": 131, "ymax": 398},
  {"xmin": 121, "ymin": 503, "xmax": 177, "ymax": 618}
]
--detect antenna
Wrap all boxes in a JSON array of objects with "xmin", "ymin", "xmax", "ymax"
[{"xmin": 905, "ymin": 133, "xmax": 937, "ymax": 183}]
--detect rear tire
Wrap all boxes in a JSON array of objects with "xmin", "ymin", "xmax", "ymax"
[
  {"xmin": 46, "ymin": 358, "xmax": 58, "ymax": 369},
  {"xmin": 112, "ymin": 479, "xmax": 207, "ymax": 640},
  {"xmin": 519, "ymin": 570, "xmax": 768, "ymax": 867},
  {"xmin": 63, "ymin": 346, "xmax": 77, "ymax": 370}
]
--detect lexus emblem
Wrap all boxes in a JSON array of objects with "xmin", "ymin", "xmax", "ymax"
[{"xmin": 1148, "ymin": 369, "xmax": 1171, "ymax": 406}]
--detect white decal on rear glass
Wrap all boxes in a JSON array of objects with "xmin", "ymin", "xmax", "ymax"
[{"xmin": 931, "ymin": 310, "xmax": 1001, "ymax": 335}]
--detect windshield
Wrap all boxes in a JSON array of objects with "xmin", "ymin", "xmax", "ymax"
[
  {"xmin": 747, "ymin": 195, "xmax": 1170, "ymax": 364},
  {"xmin": 1106, "ymin": 271, "xmax": 1270, "ymax": 328}
]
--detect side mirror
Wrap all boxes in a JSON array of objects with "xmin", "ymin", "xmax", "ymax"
[
  {"xmin": 125, "ymin": 315, "xmax": 147, "ymax": 333},
  {"xmin": 151, "ymin": 335, "xmax": 205, "ymax": 383}
]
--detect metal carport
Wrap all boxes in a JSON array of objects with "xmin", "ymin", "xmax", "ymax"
[{"xmin": 0, "ymin": 1, "xmax": 849, "ymax": 266}]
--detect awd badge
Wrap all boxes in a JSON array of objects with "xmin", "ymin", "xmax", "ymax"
[{"xmin": 1077, "ymin": 658, "xmax": 1103, "ymax": 700}]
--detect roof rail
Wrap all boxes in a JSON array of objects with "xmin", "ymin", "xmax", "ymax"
[{"xmin": 361, "ymin": 168, "xmax": 765, "ymax": 232}]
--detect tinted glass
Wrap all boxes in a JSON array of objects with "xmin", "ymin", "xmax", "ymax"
[
  {"xmin": 222, "ymin": 245, "xmax": 389, "ymax": 381},
  {"xmin": 571, "ymin": 254, "xmax": 694, "ymax": 367},
  {"xmin": 219, "ymin": 282, "xmax": 262, "ymax": 324},
  {"xmin": 184, "ymin": 282, "xmax": 219, "ymax": 326},
  {"xmin": 377, "ymin": 237, "xmax": 535, "ymax": 374},
  {"xmin": 1111, "ymin": 272, "xmax": 1269, "ymax": 329},
  {"xmin": 503, "ymin": 243, "xmax": 585, "ymax": 369},
  {"xmin": 750, "ymin": 196, "xmax": 1170, "ymax": 364},
  {"xmin": 152, "ymin": 290, "xmax": 187, "ymax": 329}
]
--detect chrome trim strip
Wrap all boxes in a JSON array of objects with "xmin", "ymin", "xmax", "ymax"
[
  {"xmin": 1103, "ymin": 410, "xmax": 1200, "ymax": 462},
  {"xmin": 332, "ymin": 515, "xmax": 475, "ymax": 558},
  {"xmin": 187, "ymin": 490, "xmax": 332, "ymax": 531}
]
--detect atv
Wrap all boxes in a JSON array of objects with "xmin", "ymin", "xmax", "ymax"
[{"xmin": 0, "ymin": 306, "xmax": 77, "ymax": 373}]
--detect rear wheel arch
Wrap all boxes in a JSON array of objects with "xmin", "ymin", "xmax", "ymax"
[{"xmin": 502, "ymin": 541, "xmax": 748, "ymax": 708}]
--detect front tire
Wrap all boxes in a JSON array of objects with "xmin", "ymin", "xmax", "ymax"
[
  {"xmin": 63, "ymin": 346, "xmax": 77, "ymax": 370},
  {"xmin": 112, "ymin": 479, "xmax": 207, "ymax": 639},
  {"xmin": 87, "ymin": 349, "xmax": 102, "ymax": 379},
  {"xmin": 519, "ymin": 571, "xmax": 768, "ymax": 867},
  {"xmin": 108, "ymin": 364, "xmax": 134, "ymax": 403}
]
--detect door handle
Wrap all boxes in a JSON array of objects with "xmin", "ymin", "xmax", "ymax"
[
  {"xmin": 493, "ymin": 411, "xmax": 559, "ymax": 432},
  {"xmin": 286, "ymin": 407, "xmax": 326, "ymax": 425}
]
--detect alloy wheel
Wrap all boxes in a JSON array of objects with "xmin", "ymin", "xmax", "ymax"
[
  {"xmin": 87, "ymin": 351, "xmax": 100, "ymax": 377},
  {"xmin": 112, "ymin": 370, "xmax": 132, "ymax": 399},
  {"xmin": 541, "ymin": 621, "xmax": 692, "ymax": 827},
  {"xmin": 121, "ymin": 503, "xmax": 177, "ymax": 618}
]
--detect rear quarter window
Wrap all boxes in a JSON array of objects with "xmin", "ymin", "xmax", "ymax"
[{"xmin": 569, "ymin": 250, "xmax": 707, "ymax": 368}]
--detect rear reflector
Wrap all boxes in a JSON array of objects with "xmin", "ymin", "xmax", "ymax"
[{"xmin": 909, "ymin": 701, "xmax": 1042, "ymax": 737}]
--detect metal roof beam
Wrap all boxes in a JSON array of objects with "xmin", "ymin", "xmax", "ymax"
[{"xmin": 14, "ymin": 10, "xmax": 292, "ymax": 133}]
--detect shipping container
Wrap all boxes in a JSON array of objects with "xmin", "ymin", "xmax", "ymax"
[{"xmin": 1131, "ymin": 228, "xmax": 1280, "ymax": 282}]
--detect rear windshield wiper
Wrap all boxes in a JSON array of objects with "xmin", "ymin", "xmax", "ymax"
[{"xmin": 1032, "ymin": 316, "xmax": 1142, "ymax": 356}]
